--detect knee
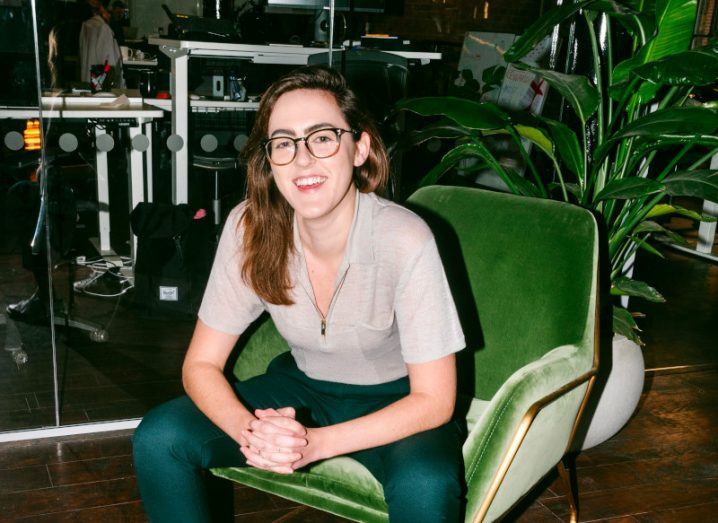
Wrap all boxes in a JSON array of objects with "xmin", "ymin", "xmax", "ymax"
[
  {"xmin": 383, "ymin": 460, "xmax": 463, "ymax": 521},
  {"xmin": 133, "ymin": 398, "xmax": 198, "ymax": 465}
]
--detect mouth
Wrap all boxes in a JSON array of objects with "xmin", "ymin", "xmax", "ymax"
[{"xmin": 293, "ymin": 175, "xmax": 327, "ymax": 191}]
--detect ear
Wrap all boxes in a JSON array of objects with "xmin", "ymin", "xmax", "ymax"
[{"xmin": 353, "ymin": 131, "xmax": 371, "ymax": 167}]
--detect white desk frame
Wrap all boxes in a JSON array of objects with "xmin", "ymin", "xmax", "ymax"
[
  {"xmin": 662, "ymin": 152, "xmax": 718, "ymax": 263},
  {"xmin": 0, "ymin": 97, "xmax": 164, "ymax": 258},
  {"xmin": 149, "ymin": 38, "xmax": 440, "ymax": 204}
]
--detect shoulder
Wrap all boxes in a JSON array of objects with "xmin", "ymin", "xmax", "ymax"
[
  {"xmin": 218, "ymin": 200, "xmax": 249, "ymax": 253},
  {"xmin": 365, "ymin": 192, "xmax": 434, "ymax": 260},
  {"xmin": 225, "ymin": 200, "xmax": 249, "ymax": 228}
]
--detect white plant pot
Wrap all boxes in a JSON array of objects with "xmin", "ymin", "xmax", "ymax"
[{"xmin": 579, "ymin": 334, "xmax": 645, "ymax": 450}]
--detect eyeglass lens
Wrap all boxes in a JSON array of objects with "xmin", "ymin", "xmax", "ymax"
[{"xmin": 267, "ymin": 129, "xmax": 343, "ymax": 165}]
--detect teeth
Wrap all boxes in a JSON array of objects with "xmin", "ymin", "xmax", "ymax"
[{"xmin": 295, "ymin": 176, "xmax": 326, "ymax": 187}]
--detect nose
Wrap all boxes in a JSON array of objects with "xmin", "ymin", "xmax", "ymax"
[{"xmin": 294, "ymin": 139, "xmax": 314, "ymax": 166}]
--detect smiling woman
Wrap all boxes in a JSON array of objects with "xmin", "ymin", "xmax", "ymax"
[{"xmin": 132, "ymin": 65, "xmax": 467, "ymax": 523}]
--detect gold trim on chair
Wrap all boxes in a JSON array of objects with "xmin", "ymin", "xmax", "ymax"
[{"xmin": 472, "ymin": 272, "xmax": 601, "ymax": 523}]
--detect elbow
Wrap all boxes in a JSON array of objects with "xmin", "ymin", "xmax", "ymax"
[
  {"xmin": 436, "ymin": 402, "xmax": 455, "ymax": 427},
  {"xmin": 426, "ymin": 395, "xmax": 456, "ymax": 429}
]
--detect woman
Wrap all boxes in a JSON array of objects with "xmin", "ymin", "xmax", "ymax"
[{"xmin": 133, "ymin": 65, "xmax": 466, "ymax": 522}]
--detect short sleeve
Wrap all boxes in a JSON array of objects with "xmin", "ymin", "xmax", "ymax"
[
  {"xmin": 394, "ymin": 236, "xmax": 465, "ymax": 364},
  {"xmin": 198, "ymin": 204, "xmax": 265, "ymax": 334}
]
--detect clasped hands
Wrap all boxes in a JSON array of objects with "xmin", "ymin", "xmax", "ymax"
[{"xmin": 239, "ymin": 407, "xmax": 324, "ymax": 474}]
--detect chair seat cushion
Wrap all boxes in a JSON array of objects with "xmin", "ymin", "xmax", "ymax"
[{"xmin": 211, "ymin": 398, "xmax": 491, "ymax": 521}]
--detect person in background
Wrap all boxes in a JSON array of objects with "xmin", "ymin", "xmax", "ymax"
[
  {"xmin": 109, "ymin": 0, "xmax": 127, "ymax": 45},
  {"xmin": 79, "ymin": 0, "xmax": 124, "ymax": 89}
]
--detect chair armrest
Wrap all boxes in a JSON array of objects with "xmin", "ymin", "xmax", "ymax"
[{"xmin": 463, "ymin": 343, "xmax": 595, "ymax": 522}]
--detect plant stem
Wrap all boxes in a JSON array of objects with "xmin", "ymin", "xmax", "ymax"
[
  {"xmin": 609, "ymin": 192, "xmax": 665, "ymax": 260},
  {"xmin": 585, "ymin": 13, "xmax": 604, "ymax": 149},
  {"xmin": 656, "ymin": 144, "xmax": 691, "ymax": 182},
  {"xmin": 607, "ymin": 76, "xmax": 641, "ymax": 135},
  {"xmin": 688, "ymin": 146, "xmax": 718, "ymax": 170},
  {"xmin": 551, "ymin": 157, "xmax": 569, "ymax": 202}
]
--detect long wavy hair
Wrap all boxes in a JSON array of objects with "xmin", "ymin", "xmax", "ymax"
[{"xmin": 240, "ymin": 65, "xmax": 389, "ymax": 305}]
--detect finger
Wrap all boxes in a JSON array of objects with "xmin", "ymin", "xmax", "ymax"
[
  {"xmin": 249, "ymin": 424, "xmax": 308, "ymax": 447},
  {"xmin": 247, "ymin": 459, "xmax": 293, "ymax": 475},
  {"xmin": 249, "ymin": 419, "xmax": 296, "ymax": 437},
  {"xmin": 276, "ymin": 406, "xmax": 296, "ymax": 418},
  {"xmin": 242, "ymin": 445, "xmax": 299, "ymax": 470},
  {"xmin": 242, "ymin": 429, "xmax": 305, "ymax": 453},
  {"xmin": 251, "ymin": 416, "xmax": 306, "ymax": 436},
  {"xmin": 254, "ymin": 408, "xmax": 278, "ymax": 418}
]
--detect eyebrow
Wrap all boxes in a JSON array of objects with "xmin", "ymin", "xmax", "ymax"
[{"xmin": 269, "ymin": 122, "xmax": 341, "ymax": 138}]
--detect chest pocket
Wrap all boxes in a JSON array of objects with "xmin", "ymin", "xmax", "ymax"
[{"xmin": 331, "ymin": 264, "xmax": 399, "ymax": 359}]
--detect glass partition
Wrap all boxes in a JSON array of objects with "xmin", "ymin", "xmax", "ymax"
[
  {"xmin": 0, "ymin": 0, "xmax": 543, "ymax": 437},
  {"xmin": 0, "ymin": 0, "xmax": 57, "ymax": 433}
]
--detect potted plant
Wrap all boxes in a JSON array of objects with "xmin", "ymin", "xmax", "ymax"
[{"xmin": 393, "ymin": 0, "xmax": 718, "ymax": 447}]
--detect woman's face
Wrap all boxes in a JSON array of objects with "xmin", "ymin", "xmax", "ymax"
[{"xmin": 266, "ymin": 89, "xmax": 370, "ymax": 223}]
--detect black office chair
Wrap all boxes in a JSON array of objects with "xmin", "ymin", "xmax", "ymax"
[
  {"xmin": 308, "ymin": 49, "xmax": 409, "ymax": 124},
  {"xmin": 4, "ymin": 149, "xmax": 108, "ymax": 346}
]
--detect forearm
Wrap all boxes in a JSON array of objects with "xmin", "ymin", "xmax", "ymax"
[
  {"xmin": 182, "ymin": 362, "xmax": 255, "ymax": 443},
  {"xmin": 319, "ymin": 391, "xmax": 454, "ymax": 459}
]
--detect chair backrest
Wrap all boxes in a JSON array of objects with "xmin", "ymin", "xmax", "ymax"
[
  {"xmin": 406, "ymin": 186, "xmax": 598, "ymax": 400},
  {"xmin": 308, "ymin": 49, "xmax": 408, "ymax": 122}
]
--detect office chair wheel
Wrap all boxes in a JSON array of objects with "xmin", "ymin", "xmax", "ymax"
[
  {"xmin": 8, "ymin": 346, "xmax": 29, "ymax": 366},
  {"xmin": 89, "ymin": 329, "xmax": 109, "ymax": 343}
]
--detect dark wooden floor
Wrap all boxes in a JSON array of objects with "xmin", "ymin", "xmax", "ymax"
[{"xmin": 1, "ymin": 230, "xmax": 717, "ymax": 521}]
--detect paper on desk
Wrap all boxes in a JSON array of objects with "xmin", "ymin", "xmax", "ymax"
[{"xmin": 98, "ymin": 94, "xmax": 130, "ymax": 109}]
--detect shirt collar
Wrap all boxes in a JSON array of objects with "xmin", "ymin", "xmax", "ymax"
[{"xmin": 292, "ymin": 189, "xmax": 375, "ymax": 268}]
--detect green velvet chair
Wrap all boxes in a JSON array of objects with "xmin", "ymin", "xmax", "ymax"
[{"xmin": 212, "ymin": 186, "xmax": 600, "ymax": 522}]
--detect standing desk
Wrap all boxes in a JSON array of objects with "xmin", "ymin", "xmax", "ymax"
[
  {"xmin": 148, "ymin": 38, "xmax": 441, "ymax": 204},
  {"xmin": 0, "ymin": 96, "xmax": 164, "ymax": 258}
]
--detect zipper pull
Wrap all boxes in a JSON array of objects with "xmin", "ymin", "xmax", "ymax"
[{"xmin": 321, "ymin": 319, "xmax": 326, "ymax": 337}]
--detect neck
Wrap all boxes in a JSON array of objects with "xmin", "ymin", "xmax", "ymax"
[{"xmin": 297, "ymin": 185, "xmax": 357, "ymax": 261}]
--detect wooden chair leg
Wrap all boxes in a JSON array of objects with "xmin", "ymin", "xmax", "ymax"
[{"xmin": 557, "ymin": 456, "xmax": 579, "ymax": 523}]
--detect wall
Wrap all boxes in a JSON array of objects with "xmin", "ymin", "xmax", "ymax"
[
  {"xmin": 129, "ymin": 0, "xmax": 203, "ymax": 39},
  {"xmin": 369, "ymin": 0, "xmax": 546, "ymax": 45}
]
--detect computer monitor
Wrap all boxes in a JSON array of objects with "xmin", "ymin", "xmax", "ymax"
[{"xmin": 266, "ymin": 0, "xmax": 386, "ymax": 14}]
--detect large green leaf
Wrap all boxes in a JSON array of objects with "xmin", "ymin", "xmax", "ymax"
[
  {"xmin": 513, "ymin": 63, "xmax": 600, "ymax": 124},
  {"xmin": 597, "ymin": 107, "xmax": 718, "ymax": 161},
  {"xmin": 514, "ymin": 124, "xmax": 554, "ymax": 158},
  {"xmin": 633, "ymin": 220, "xmax": 688, "ymax": 244},
  {"xmin": 504, "ymin": 0, "xmax": 595, "ymax": 62},
  {"xmin": 646, "ymin": 203, "xmax": 718, "ymax": 221},
  {"xmin": 416, "ymin": 142, "xmax": 515, "ymax": 192},
  {"xmin": 630, "ymin": 235, "xmax": 665, "ymax": 258},
  {"xmin": 594, "ymin": 177, "xmax": 664, "ymax": 200},
  {"xmin": 611, "ymin": 276, "xmax": 666, "ymax": 302},
  {"xmin": 612, "ymin": 306, "xmax": 642, "ymax": 343},
  {"xmin": 587, "ymin": 0, "xmax": 656, "ymax": 43},
  {"xmin": 503, "ymin": 169, "xmax": 543, "ymax": 198},
  {"xmin": 632, "ymin": 48, "xmax": 718, "ymax": 86},
  {"xmin": 415, "ymin": 143, "xmax": 477, "ymax": 188},
  {"xmin": 538, "ymin": 117, "xmax": 585, "ymax": 177},
  {"xmin": 612, "ymin": 0, "xmax": 698, "ymax": 88},
  {"xmin": 395, "ymin": 97, "xmax": 509, "ymax": 131},
  {"xmin": 663, "ymin": 169, "xmax": 718, "ymax": 200},
  {"xmin": 391, "ymin": 120, "xmax": 469, "ymax": 152}
]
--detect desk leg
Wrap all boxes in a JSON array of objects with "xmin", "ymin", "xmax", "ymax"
[
  {"xmin": 697, "ymin": 154, "xmax": 718, "ymax": 255},
  {"xmin": 94, "ymin": 127, "xmax": 112, "ymax": 254},
  {"xmin": 163, "ymin": 46, "xmax": 189, "ymax": 205},
  {"xmin": 128, "ymin": 125, "xmax": 146, "ymax": 261},
  {"xmin": 144, "ymin": 121, "xmax": 154, "ymax": 202}
]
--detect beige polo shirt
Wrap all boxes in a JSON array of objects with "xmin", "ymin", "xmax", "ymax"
[{"xmin": 198, "ymin": 191, "xmax": 465, "ymax": 385}]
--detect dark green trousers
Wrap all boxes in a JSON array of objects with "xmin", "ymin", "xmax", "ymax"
[{"xmin": 133, "ymin": 352, "xmax": 465, "ymax": 522}]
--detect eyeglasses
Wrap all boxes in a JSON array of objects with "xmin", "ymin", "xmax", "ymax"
[{"xmin": 263, "ymin": 127, "xmax": 358, "ymax": 166}]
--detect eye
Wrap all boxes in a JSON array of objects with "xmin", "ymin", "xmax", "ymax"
[
  {"xmin": 310, "ymin": 130, "xmax": 337, "ymax": 144},
  {"xmin": 272, "ymin": 138, "xmax": 293, "ymax": 150}
]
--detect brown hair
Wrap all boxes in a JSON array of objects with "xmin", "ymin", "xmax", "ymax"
[{"xmin": 240, "ymin": 65, "xmax": 389, "ymax": 305}]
